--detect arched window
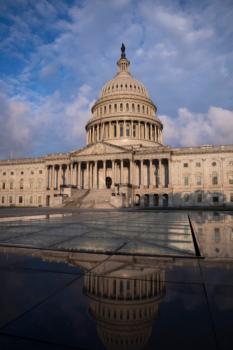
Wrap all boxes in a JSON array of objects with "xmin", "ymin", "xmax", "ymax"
[
  {"xmin": 2, "ymin": 182, "xmax": 6, "ymax": 190},
  {"xmin": 132, "ymin": 103, "xmax": 135, "ymax": 112},
  {"xmin": 104, "ymin": 106, "xmax": 106, "ymax": 113},
  {"xmin": 120, "ymin": 103, "xmax": 123, "ymax": 112},
  {"xmin": 126, "ymin": 103, "xmax": 129, "ymax": 112},
  {"xmin": 137, "ymin": 104, "xmax": 140, "ymax": 113},
  {"xmin": 10, "ymin": 182, "xmax": 13, "ymax": 190},
  {"xmin": 114, "ymin": 104, "xmax": 117, "ymax": 112},
  {"xmin": 142, "ymin": 105, "xmax": 145, "ymax": 113},
  {"xmin": 109, "ymin": 104, "xmax": 111, "ymax": 113}
]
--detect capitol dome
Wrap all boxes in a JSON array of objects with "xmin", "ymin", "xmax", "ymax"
[{"xmin": 85, "ymin": 44, "xmax": 163, "ymax": 148}]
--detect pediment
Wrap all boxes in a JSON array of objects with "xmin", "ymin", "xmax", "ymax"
[{"xmin": 72, "ymin": 142, "xmax": 128, "ymax": 157}]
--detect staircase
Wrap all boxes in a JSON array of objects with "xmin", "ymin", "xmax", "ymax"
[{"xmin": 62, "ymin": 188, "xmax": 115, "ymax": 209}]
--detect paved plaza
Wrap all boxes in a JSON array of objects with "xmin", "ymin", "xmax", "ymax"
[{"xmin": 0, "ymin": 209, "xmax": 232, "ymax": 349}]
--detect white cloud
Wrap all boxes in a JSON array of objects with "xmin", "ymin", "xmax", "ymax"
[
  {"xmin": 160, "ymin": 106, "xmax": 233, "ymax": 147},
  {"xmin": 0, "ymin": 93, "xmax": 33, "ymax": 158}
]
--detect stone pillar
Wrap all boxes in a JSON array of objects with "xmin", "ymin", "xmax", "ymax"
[
  {"xmin": 57, "ymin": 166, "xmax": 61, "ymax": 190},
  {"xmin": 50, "ymin": 166, "xmax": 53, "ymax": 189},
  {"xmin": 94, "ymin": 161, "xmax": 97, "ymax": 189},
  {"xmin": 54, "ymin": 167, "xmax": 58, "ymax": 189},
  {"xmin": 47, "ymin": 166, "xmax": 50, "ymax": 189},
  {"xmin": 77, "ymin": 162, "xmax": 81, "ymax": 189},
  {"xmin": 130, "ymin": 160, "xmax": 133, "ymax": 185},
  {"xmin": 150, "ymin": 160, "xmax": 154, "ymax": 187},
  {"xmin": 112, "ymin": 161, "xmax": 115, "ymax": 186},
  {"xmin": 103, "ymin": 160, "xmax": 106, "ymax": 189},
  {"xmin": 120, "ymin": 159, "xmax": 123, "ymax": 184},
  {"xmin": 86, "ymin": 162, "xmax": 89, "ymax": 189},
  {"xmin": 159, "ymin": 159, "xmax": 163, "ymax": 188}
]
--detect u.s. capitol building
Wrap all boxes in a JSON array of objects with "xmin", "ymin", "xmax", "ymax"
[{"xmin": 1, "ymin": 45, "xmax": 233, "ymax": 208}]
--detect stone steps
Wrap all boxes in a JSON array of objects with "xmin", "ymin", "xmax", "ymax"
[{"xmin": 62, "ymin": 188, "xmax": 114, "ymax": 208}]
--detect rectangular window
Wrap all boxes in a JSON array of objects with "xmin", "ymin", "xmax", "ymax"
[
  {"xmin": 229, "ymin": 175, "xmax": 233, "ymax": 184},
  {"xmin": 183, "ymin": 163, "xmax": 188, "ymax": 168},
  {"xmin": 214, "ymin": 228, "xmax": 220, "ymax": 243},
  {"xmin": 197, "ymin": 193, "xmax": 202, "ymax": 202},
  {"xmin": 30, "ymin": 196, "xmax": 33, "ymax": 204},
  {"xmin": 19, "ymin": 196, "xmax": 23, "ymax": 204},
  {"xmin": 1, "ymin": 196, "xmax": 4, "ymax": 204},
  {"xmin": 184, "ymin": 176, "xmax": 189, "ymax": 186},
  {"xmin": 230, "ymin": 194, "xmax": 233, "ymax": 202},
  {"xmin": 196, "ymin": 176, "xmax": 202, "ymax": 186},
  {"xmin": 38, "ymin": 196, "xmax": 42, "ymax": 204},
  {"xmin": 212, "ymin": 175, "xmax": 218, "ymax": 185},
  {"xmin": 120, "ymin": 124, "xmax": 123, "ymax": 137},
  {"xmin": 10, "ymin": 182, "xmax": 13, "ymax": 189},
  {"xmin": 114, "ymin": 124, "xmax": 117, "ymax": 137},
  {"xmin": 2, "ymin": 182, "xmax": 5, "ymax": 190},
  {"xmin": 126, "ymin": 123, "xmax": 130, "ymax": 137},
  {"xmin": 196, "ymin": 162, "xmax": 201, "ymax": 167},
  {"xmin": 39, "ymin": 170, "xmax": 43, "ymax": 174},
  {"xmin": 213, "ymin": 196, "xmax": 219, "ymax": 203},
  {"xmin": 133, "ymin": 124, "xmax": 136, "ymax": 137},
  {"xmin": 9, "ymin": 196, "xmax": 12, "ymax": 204}
]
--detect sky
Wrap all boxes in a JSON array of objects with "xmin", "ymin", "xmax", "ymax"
[{"xmin": 0, "ymin": 0, "xmax": 233, "ymax": 159}]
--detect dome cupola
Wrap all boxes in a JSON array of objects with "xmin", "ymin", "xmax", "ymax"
[{"xmin": 85, "ymin": 44, "xmax": 163, "ymax": 148}]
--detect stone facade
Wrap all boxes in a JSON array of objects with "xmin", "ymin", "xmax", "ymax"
[{"xmin": 1, "ymin": 47, "xmax": 233, "ymax": 208}]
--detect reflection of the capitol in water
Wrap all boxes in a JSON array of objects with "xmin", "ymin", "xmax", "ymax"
[{"xmin": 84, "ymin": 266, "xmax": 165, "ymax": 350}]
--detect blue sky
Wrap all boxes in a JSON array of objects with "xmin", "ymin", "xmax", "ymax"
[{"xmin": 0, "ymin": 0, "xmax": 233, "ymax": 159}]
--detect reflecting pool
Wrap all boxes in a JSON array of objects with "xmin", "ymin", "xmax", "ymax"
[{"xmin": 0, "ymin": 210, "xmax": 232, "ymax": 349}]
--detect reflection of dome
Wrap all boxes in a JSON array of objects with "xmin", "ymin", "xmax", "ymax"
[{"xmin": 84, "ymin": 269, "xmax": 165, "ymax": 350}]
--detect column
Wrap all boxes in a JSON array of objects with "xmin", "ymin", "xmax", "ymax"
[
  {"xmin": 150, "ymin": 160, "xmax": 154, "ymax": 187},
  {"xmin": 70, "ymin": 164, "xmax": 73, "ymax": 186},
  {"xmin": 57, "ymin": 166, "xmax": 61, "ymax": 189},
  {"xmin": 80, "ymin": 163, "xmax": 83, "ymax": 189},
  {"xmin": 103, "ymin": 160, "xmax": 106, "ymax": 189},
  {"xmin": 94, "ymin": 161, "xmax": 97, "ymax": 189},
  {"xmin": 112, "ymin": 160, "xmax": 115, "ymax": 186},
  {"xmin": 139, "ymin": 161, "xmax": 141, "ymax": 187},
  {"xmin": 117, "ymin": 121, "xmax": 119, "ymax": 138},
  {"xmin": 120, "ymin": 160, "xmax": 123, "ymax": 184},
  {"xmin": 52, "ymin": 166, "xmax": 55, "ymax": 189},
  {"xmin": 159, "ymin": 159, "xmax": 163, "ymax": 188},
  {"xmin": 54, "ymin": 167, "xmax": 58, "ymax": 189},
  {"xmin": 77, "ymin": 162, "xmax": 81, "ymax": 189},
  {"xmin": 86, "ymin": 162, "xmax": 90, "ymax": 189},
  {"xmin": 68, "ymin": 165, "xmax": 71, "ymax": 185},
  {"xmin": 130, "ymin": 160, "xmax": 133, "ymax": 185},
  {"xmin": 47, "ymin": 166, "xmax": 50, "ymax": 189}
]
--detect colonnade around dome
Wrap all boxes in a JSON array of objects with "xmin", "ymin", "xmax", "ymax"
[{"xmin": 86, "ymin": 118, "xmax": 163, "ymax": 145}]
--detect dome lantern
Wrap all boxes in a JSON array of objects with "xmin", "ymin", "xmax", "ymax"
[{"xmin": 117, "ymin": 43, "xmax": 130, "ymax": 73}]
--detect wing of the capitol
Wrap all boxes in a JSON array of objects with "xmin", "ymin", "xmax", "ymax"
[{"xmin": 1, "ymin": 45, "xmax": 233, "ymax": 208}]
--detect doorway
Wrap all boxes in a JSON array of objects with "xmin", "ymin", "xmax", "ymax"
[{"xmin": 106, "ymin": 177, "xmax": 112, "ymax": 189}]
